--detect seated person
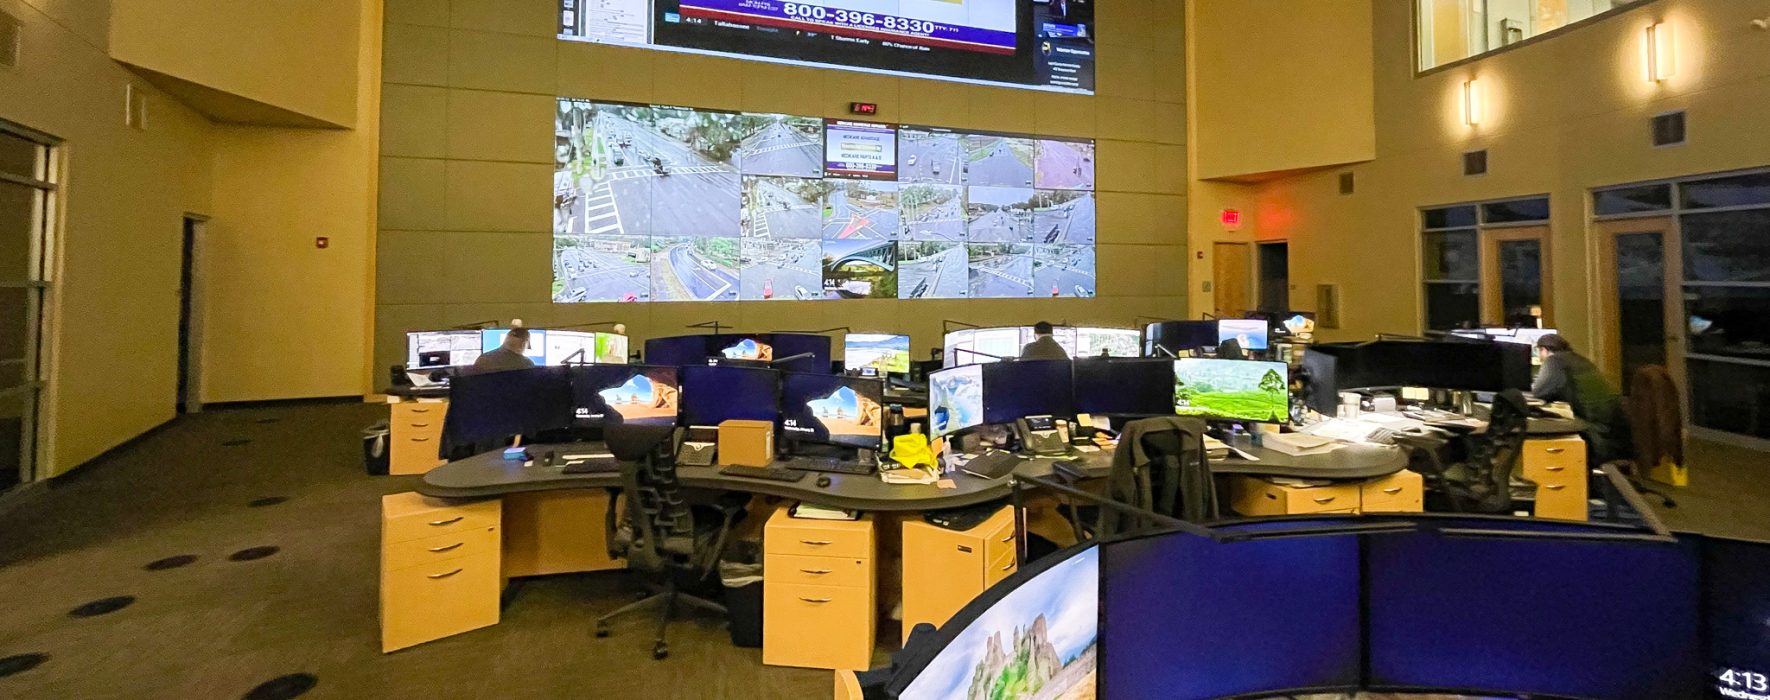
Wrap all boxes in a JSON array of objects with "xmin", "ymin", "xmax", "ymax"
[
  {"xmin": 469, "ymin": 328, "xmax": 536, "ymax": 375},
  {"xmin": 1019, "ymin": 321, "xmax": 1071, "ymax": 361},
  {"xmin": 1531, "ymin": 333, "xmax": 1624, "ymax": 463}
]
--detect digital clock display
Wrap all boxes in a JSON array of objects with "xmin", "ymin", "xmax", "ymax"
[{"xmin": 1705, "ymin": 536, "xmax": 1770, "ymax": 700}]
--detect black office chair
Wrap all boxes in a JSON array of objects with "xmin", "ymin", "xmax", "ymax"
[
  {"xmin": 1426, "ymin": 388, "xmax": 1530, "ymax": 514},
  {"xmin": 594, "ymin": 422, "xmax": 739, "ymax": 660}
]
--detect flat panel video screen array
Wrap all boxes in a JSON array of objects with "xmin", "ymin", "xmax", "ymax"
[
  {"xmin": 553, "ymin": 99, "xmax": 1096, "ymax": 303},
  {"xmin": 558, "ymin": 0, "xmax": 1095, "ymax": 95}
]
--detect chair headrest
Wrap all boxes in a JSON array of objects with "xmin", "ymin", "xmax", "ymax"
[{"xmin": 604, "ymin": 423, "xmax": 676, "ymax": 461}]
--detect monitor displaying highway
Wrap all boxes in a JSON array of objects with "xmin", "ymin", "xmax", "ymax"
[
  {"xmin": 553, "ymin": 98, "xmax": 1095, "ymax": 303},
  {"xmin": 558, "ymin": 0, "xmax": 1096, "ymax": 95}
]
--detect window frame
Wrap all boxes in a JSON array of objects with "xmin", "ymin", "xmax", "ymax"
[
  {"xmin": 1418, "ymin": 195, "xmax": 1552, "ymax": 332},
  {"xmin": 1413, "ymin": 0, "xmax": 1668, "ymax": 76},
  {"xmin": 0, "ymin": 119, "xmax": 59, "ymax": 486}
]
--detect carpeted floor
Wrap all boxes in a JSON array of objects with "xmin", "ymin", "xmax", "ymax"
[{"xmin": 0, "ymin": 402, "xmax": 1764, "ymax": 699}]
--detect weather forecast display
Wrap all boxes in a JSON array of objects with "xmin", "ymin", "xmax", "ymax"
[
  {"xmin": 558, "ymin": 0, "xmax": 1095, "ymax": 94},
  {"xmin": 553, "ymin": 98, "xmax": 1095, "ymax": 303}
]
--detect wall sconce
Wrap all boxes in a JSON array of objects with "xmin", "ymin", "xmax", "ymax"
[
  {"xmin": 1647, "ymin": 21, "xmax": 1675, "ymax": 82},
  {"xmin": 1462, "ymin": 78, "xmax": 1483, "ymax": 126}
]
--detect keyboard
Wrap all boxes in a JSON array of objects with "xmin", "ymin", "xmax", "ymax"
[
  {"xmin": 780, "ymin": 456, "xmax": 874, "ymax": 476},
  {"xmin": 718, "ymin": 464, "xmax": 809, "ymax": 483},
  {"xmin": 958, "ymin": 450, "xmax": 1023, "ymax": 479},
  {"xmin": 561, "ymin": 460, "xmax": 617, "ymax": 474}
]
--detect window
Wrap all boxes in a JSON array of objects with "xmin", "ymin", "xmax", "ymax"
[
  {"xmin": 1420, "ymin": 197, "xmax": 1551, "ymax": 331},
  {"xmin": 1593, "ymin": 183, "xmax": 1672, "ymax": 216},
  {"xmin": 0, "ymin": 120, "xmax": 53, "ymax": 490},
  {"xmin": 1417, "ymin": 0, "xmax": 1651, "ymax": 71}
]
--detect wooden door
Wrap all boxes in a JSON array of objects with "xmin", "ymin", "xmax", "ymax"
[
  {"xmin": 1213, "ymin": 242, "xmax": 1251, "ymax": 317},
  {"xmin": 1594, "ymin": 216, "xmax": 1683, "ymax": 391},
  {"xmin": 1479, "ymin": 225, "xmax": 1552, "ymax": 327}
]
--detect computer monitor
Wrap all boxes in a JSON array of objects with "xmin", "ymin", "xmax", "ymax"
[
  {"xmin": 569, "ymin": 364, "xmax": 680, "ymax": 427},
  {"xmin": 844, "ymin": 333, "xmax": 912, "ymax": 374},
  {"xmin": 893, "ymin": 546, "xmax": 1099, "ymax": 700},
  {"xmin": 645, "ymin": 336, "xmax": 714, "ymax": 367},
  {"xmin": 982, "ymin": 360, "xmax": 1076, "ymax": 424},
  {"xmin": 928, "ymin": 364, "xmax": 984, "ymax": 438},
  {"xmin": 406, "ymin": 330, "xmax": 483, "ymax": 368},
  {"xmin": 1270, "ymin": 311, "xmax": 1317, "ymax": 337},
  {"xmin": 594, "ymin": 333, "xmax": 630, "ymax": 364},
  {"xmin": 1172, "ymin": 358, "xmax": 1289, "ymax": 423},
  {"xmin": 1074, "ymin": 327, "xmax": 1141, "ymax": 358},
  {"xmin": 1703, "ymin": 535, "xmax": 1770, "ymax": 700},
  {"xmin": 780, "ymin": 373, "xmax": 885, "ymax": 451},
  {"xmin": 716, "ymin": 335, "xmax": 774, "ymax": 361},
  {"xmin": 544, "ymin": 330, "xmax": 598, "ymax": 365},
  {"xmin": 1486, "ymin": 327, "xmax": 1556, "ymax": 347},
  {"xmin": 441, "ymin": 365, "xmax": 574, "ymax": 446},
  {"xmin": 1073, "ymin": 359, "xmax": 1175, "ymax": 416},
  {"xmin": 1364, "ymin": 525, "xmax": 1702, "ymax": 699},
  {"xmin": 679, "ymin": 365, "xmax": 780, "ymax": 427},
  {"xmin": 1143, "ymin": 320, "xmax": 1218, "ymax": 357},
  {"xmin": 1100, "ymin": 527, "xmax": 1361, "ymax": 700},
  {"xmin": 945, "ymin": 327, "xmax": 1026, "ymax": 365},
  {"xmin": 482, "ymin": 328, "xmax": 548, "ymax": 363},
  {"xmin": 769, "ymin": 333, "xmax": 834, "ymax": 374},
  {"xmin": 1216, "ymin": 319, "xmax": 1270, "ymax": 351}
]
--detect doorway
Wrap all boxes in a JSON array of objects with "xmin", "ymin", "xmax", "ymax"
[
  {"xmin": 0, "ymin": 121, "xmax": 55, "ymax": 488},
  {"xmin": 1481, "ymin": 225, "xmax": 1551, "ymax": 327},
  {"xmin": 1256, "ymin": 241, "xmax": 1289, "ymax": 313},
  {"xmin": 1212, "ymin": 242, "xmax": 1251, "ymax": 318},
  {"xmin": 1595, "ymin": 216, "xmax": 1681, "ymax": 391},
  {"xmin": 177, "ymin": 216, "xmax": 205, "ymax": 414}
]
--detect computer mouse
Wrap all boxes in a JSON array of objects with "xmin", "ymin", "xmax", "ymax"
[{"xmin": 816, "ymin": 475, "xmax": 832, "ymax": 488}]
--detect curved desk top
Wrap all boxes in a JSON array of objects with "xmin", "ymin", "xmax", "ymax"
[{"xmin": 418, "ymin": 441, "xmax": 1409, "ymax": 510}]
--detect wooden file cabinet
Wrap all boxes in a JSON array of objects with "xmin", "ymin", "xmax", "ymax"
[
  {"xmin": 901, "ymin": 506, "xmax": 1017, "ymax": 643},
  {"xmin": 1522, "ymin": 436, "xmax": 1588, "ymax": 521},
  {"xmin": 501, "ymin": 490, "xmax": 624, "ymax": 578},
  {"xmin": 1229, "ymin": 472, "xmax": 1424, "ymax": 516},
  {"xmin": 389, "ymin": 399, "xmax": 448, "ymax": 475},
  {"xmin": 763, "ymin": 508, "xmax": 875, "ymax": 671},
  {"xmin": 380, "ymin": 492, "xmax": 500, "ymax": 653}
]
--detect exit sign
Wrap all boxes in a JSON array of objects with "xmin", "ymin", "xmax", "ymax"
[{"xmin": 849, "ymin": 102, "xmax": 878, "ymax": 115}]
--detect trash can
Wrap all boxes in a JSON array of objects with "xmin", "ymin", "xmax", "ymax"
[
  {"xmin": 720, "ymin": 560, "xmax": 764, "ymax": 648},
  {"xmin": 362, "ymin": 421, "xmax": 390, "ymax": 475}
]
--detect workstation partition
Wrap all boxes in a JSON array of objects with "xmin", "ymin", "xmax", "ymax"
[{"xmin": 886, "ymin": 515, "xmax": 1767, "ymax": 700}]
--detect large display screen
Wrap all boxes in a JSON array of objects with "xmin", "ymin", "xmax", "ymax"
[
  {"xmin": 553, "ymin": 99, "xmax": 1095, "ymax": 303},
  {"xmin": 1172, "ymin": 358, "xmax": 1290, "ymax": 423},
  {"xmin": 898, "ymin": 546, "xmax": 1099, "ymax": 700},
  {"xmin": 558, "ymin": 0, "xmax": 1096, "ymax": 95}
]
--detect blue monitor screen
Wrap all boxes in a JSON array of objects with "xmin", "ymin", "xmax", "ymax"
[
  {"xmin": 1216, "ymin": 318, "xmax": 1269, "ymax": 351},
  {"xmin": 1365, "ymin": 529, "xmax": 1702, "ymax": 699},
  {"xmin": 982, "ymin": 359, "xmax": 1075, "ymax": 424},
  {"xmin": 644, "ymin": 336, "xmax": 712, "ymax": 366},
  {"xmin": 928, "ymin": 364, "xmax": 983, "ymax": 438},
  {"xmin": 780, "ymin": 373, "xmax": 884, "ymax": 450},
  {"xmin": 1072, "ymin": 359, "xmax": 1174, "ymax": 416},
  {"xmin": 1100, "ymin": 529, "xmax": 1362, "ymax": 700},
  {"xmin": 679, "ymin": 365, "xmax": 780, "ymax": 426},
  {"xmin": 770, "ymin": 333, "xmax": 834, "ymax": 374},
  {"xmin": 1144, "ymin": 320, "xmax": 1219, "ymax": 356},
  {"xmin": 1704, "ymin": 535, "xmax": 1770, "ymax": 700},
  {"xmin": 442, "ymin": 365, "xmax": 574, "ymax": 445},
  {"xmin": 482, "ymin": 328, "xmax": 549, "ymax": 362}
]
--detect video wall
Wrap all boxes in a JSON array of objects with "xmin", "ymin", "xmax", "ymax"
[
  {"xmin": 557, "ymin": 0, "xmax": 1096, "ymax": 94},
  {"xmin": 552, "ymin": 98, "xmax": 1096, "ymax": 303}
]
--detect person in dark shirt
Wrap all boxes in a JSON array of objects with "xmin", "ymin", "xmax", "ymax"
[
  {"xmin": 470, "ymin": 328, "xmax": 537, "ymax": 374},
  {"xmin": 1019, "ymin": 321, "xmax": 1071, "ymax": 360},
  {"xmin": 1531, "ymin": 333, "xmax": 1624, "ymax": 462}
]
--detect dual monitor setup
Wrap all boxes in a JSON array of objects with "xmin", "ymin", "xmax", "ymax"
[
  {"xmin": 1142, "ymin": 313, "xmax": 1321, "ymax": 357},
  {"xmin": 888, "ymin": 519, "xmax": 1770, "ymax": 700},
  {"xmin": 942, "ymin": 325, "xmax": 1140, "ymax": 365},
  {"xmin": 405, "ymin": 328, "xmax": 630, "ymax": 369},
  {"xmin": 927, "ymin": 357, "xmax": 1292, "ymax": 438}
]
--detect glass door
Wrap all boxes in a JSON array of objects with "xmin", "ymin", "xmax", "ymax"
[
  {"xmin": 1595, "ymin": 216, "xmax": 1681, "ymax": 392},
  {"xmin": 1480, "ymin": 225, "xmax": 1551, "ymax": 327},
  {"xmin": 0, "ymin": 123, "xmax": 54, "ymax": 488}
]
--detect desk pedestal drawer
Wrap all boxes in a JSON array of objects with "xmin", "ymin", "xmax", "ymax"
[
  {"xmin": 765, "ymin": 553, "xmax": 872, "ymax": 589},
  {"xmin": 383, "ymin": 525, "xmax": 498, "ymax": 571},
  {"xmin": 1230, "ymin": 477, "xmax": 1360, "ymax": 516},
  {"xmin": 762, "ymin": 582, "xmax": 875, "ymax": 670},
  {"xmin": 1360, "ymin": 471, "xmax": 1424, "ymax": 513},
  {"xmin": 381, "ymin": 553, "xmax": 499, "ymax": 652},
  {"xmin": 389, "ymin": 401, "xmax": 448, "ymax": 475},
  {"xmin": 1523, "ymin": 437, "xmax": 1587, "ymax": 521}
]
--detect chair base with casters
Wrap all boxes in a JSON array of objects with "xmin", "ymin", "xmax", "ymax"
[{"xmin": 594, "ymin": 578, "xmax": 728, "ymax": 660}]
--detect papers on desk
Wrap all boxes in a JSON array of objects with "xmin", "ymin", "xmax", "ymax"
[
  {"xmin": 879, "ymin": 467, "xmax": 939, "ymax": 485},
  {"xmin": 790, "ymin": 503, "xmax": 859, "ymax": 521},
  {"xmin": 1304, "ymin": 418, "xmax": 1387, "ymax": 444},
  {"xmin": 1262, "ymin": 431, "xmax": 1342, "ymax": 457},
  {"xmin": 1201, "ymin": 435, "xmax": 1232, "ymax": 461}
]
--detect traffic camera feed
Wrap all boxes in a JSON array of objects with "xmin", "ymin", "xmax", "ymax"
[
  {"xmin": 558, "ymin": 0, "xmax": 1096, "ymax": 95},
  {"xmin": 554, "ymin": 98, "xmax": 1095, "ymax": 303}
]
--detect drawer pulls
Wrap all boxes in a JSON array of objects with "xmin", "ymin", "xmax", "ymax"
[
  {"xmin": 427, "ymin": 568, "xmax": 463, "ymax": 579},
  {"xmin": 1543, "ymin": 484, "xmax": 1567, "ymax": 491},
  {"xmin": 798, "ymin": 597, "xmax": 833, "ymax": 604},
  {"xmin": 1313, "ymin": 496, "xmax": 1337, "ymax": 505},
  {"xmin": 429, "ymin": 516, "xmax": 464, "ymax": 527},
  {"xmin": 410, "ymin": 436, "xmax": 432, "ymax": 443},
  {"xmin": 1000, "ymin": 534, "xmax": 1014, "ymax": 543},
  {"xmin": 1000, "ymin": 563, "xmax": 1014, "ymax": 571},
  {"xmin": 1382, "ymin": 487, "xmax": 1404, "ymax": 495},
  {"xmin": 799, "ymin": 539, "xmax": 833, "ymax": 546},
  {"xmin": 798, "ymin": 568, "xmax": 833, "ymax": 575},
  {"xmin": 428, "ymin": 542, "xmax": 463, "ymax": 553},
  {"xmin": 409, "ymin": 422, "xmax": 431, "ymax": 428},
  {"xmin": 1544, "ymin": 466, "xmax": 1566, "ymax": 472},
  {"xmin": 1545, "ymin": 447, "xmax": 1565, "ymax": 454}
]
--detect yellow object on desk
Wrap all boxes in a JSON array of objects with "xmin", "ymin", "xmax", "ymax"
[{"xmin": 719, "ymin": 419, "xmax": 776, "ymax": 467}]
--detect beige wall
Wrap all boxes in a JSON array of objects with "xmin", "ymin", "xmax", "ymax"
[
  {"xmin": 374, "ymin": 0, "xmax": 1188, "ymax": 369},
  {"xmin": 110, "ymin": 0, "xmax": 362, "ymax": 126},
  {"xmin": 1192, "ymin": 0, "xmax": 1770, "ymax": 361},
  {"xmin": 1187, "ymin": 0, "xmax": 1376, "ymax": 181},
  {"xmin": 1, "ymin": 0, "xmax": 214, "ymax": 476},
  {"xmin": 200, "ymin": 0, "xmax": 381, "ymax": 403}
]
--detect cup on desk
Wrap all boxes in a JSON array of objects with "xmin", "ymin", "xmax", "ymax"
[{"xmin": 1338, "ymin": 392, "xmax": 1361, "ymax": 419}]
